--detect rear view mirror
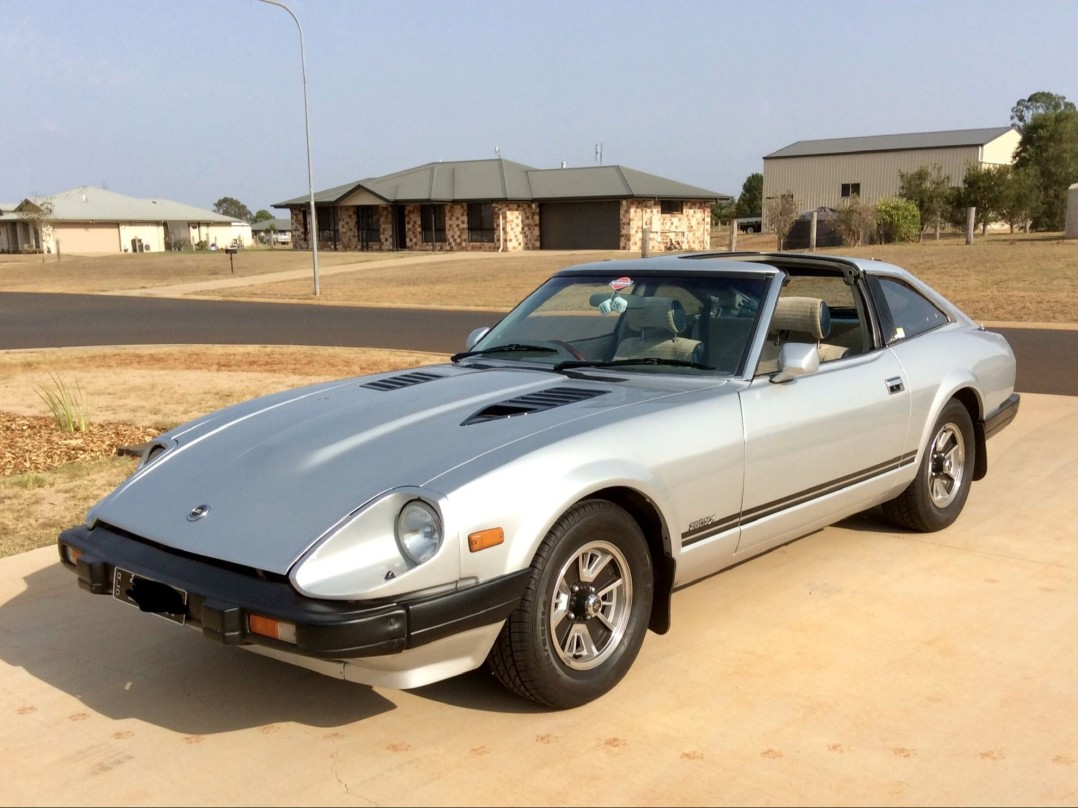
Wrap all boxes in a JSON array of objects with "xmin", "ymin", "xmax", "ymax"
[
  {"xmin": 770, "ymin": 343, "xmax": 820, "ymax": 384},
  {"xmin": 465, "ymin": 327, "xmax": 490, "ymax": 351}
]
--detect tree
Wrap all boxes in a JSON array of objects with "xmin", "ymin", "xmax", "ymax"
[
  {"xmin": 1011, "ymin": 91, "xmax": 1076, "ymax": 135},
  {"xmin": 875, "ymin": 197, "xmax": 921, "ymax": 243},
  {"xmin": 735, "ymin": 172, "xmax": 763, "ymax": 219},
  {"xmin": 959, "ymin": 163, "xmax": 1009, "ymax": 235},
  {"xmin": 711, "ymin": 198, "xmax": 736, "ymax": 226},
  {"xmin": 18, "ymin": 198, "xmax": 55, "ymax": 262},
  {"xmin": 214, "ymin": 196, "xmax": 253, "ymax": 222},
  {"xmin": 996, "ymin": 166, "xmax": 1040, "ymax": 233},
  {"xmin": 253, "ymin": 209, "xmax": 274, "ymax": 223},
  {"xmin": 898, "ymin": 164, "xmax": 951, "ymax": 240},
  {"xmin": 1012, "ymin": 92, "xmax": 1078, "ymax": 230},
  {"xmin": 765, "ymin": 193, "xmax": 799, "ymax": 250}
]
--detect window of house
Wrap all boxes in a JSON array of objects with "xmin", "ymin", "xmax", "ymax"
[
  {"xmin": 840, "ymin": 183, "xmax": 861, "ymax": 198},
  {"xmin": 317, "ymin": 207, "xmax": 339, "ymax": 246},
  {"xmin": 421, "ymin": 204, "xmax": 446, "ymax": 243},
  {"xmin": 660, "ymin": 200, "xmax": 683, "ymax": 215},
  {"xmin": 357, "ymin": 206, "xmax": 380, "ymax": 245},
  {"xmin": 468, "ymin": 203, "xmax": 494, "ymax": 243}
]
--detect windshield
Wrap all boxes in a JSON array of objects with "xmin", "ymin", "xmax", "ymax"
[{"xmin": 459, "ymin": 272, "xmax": 770, "ymax": 375}]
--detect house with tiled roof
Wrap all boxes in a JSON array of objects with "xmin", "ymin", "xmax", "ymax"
[
  {"xmin": 0, "ymin": 187, "xmax": 252, "ymax": 255},
  {"xmin": 274, "ymin": 158, "xmax": 730, "ymax": 253}
]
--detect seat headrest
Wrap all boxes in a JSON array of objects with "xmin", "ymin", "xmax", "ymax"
[
  {"xmin": 771, "ymin": 296, "xmax": 831, "ymax": 340},
  {"xmin": 624, "ymin": 297, "xmax": 687, "ymax": 335}
]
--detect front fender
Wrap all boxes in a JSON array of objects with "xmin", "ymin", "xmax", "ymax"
[{"xmin": 450, "ymin": 452, "xmax": 676, "ymax": 580}]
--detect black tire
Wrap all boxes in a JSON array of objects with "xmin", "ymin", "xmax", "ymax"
[
  {"xmin": 487, "ymin": 499, "xmax": 653, "ymax": 709},
  {"xmin": 883, "ymin": 399, "xmax": 975, "ymax": 532}
]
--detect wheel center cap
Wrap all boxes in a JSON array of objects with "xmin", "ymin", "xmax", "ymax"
[
  {"xmin": 569, "ymin": 585, "xmax": 601, "ymax": 621},
  {"xmin": 583, "ymin": 593, "xmax": 602, "ymax": 619}
]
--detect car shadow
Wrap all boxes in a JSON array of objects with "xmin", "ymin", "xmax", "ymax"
[
  {"xmin": 408, "ymin": 668, "xmax": 553, "ymax": 714},
  {"xmin": 1, "ymin": 558, "xmax": 549, "ymax": 730},
  {"xmin": 833, "ymin": 506, "xmax": 910, "ymax": 534}
]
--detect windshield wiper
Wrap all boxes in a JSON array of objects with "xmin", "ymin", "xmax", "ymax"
[
  {"xmin": 451, "ymin": 343, "xmax": 559, "ymax": 363},
  {"xmin": 554, "ymin": 357, "xmax": 715, "ymax": 373}
]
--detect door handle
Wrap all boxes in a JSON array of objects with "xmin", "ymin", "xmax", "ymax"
[{"xmin": 885, "ymin": 376, "xmax": 905, "ymax": 395}]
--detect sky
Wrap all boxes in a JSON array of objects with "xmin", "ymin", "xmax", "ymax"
[{"xmin": 2, "ymin": 0, "xmax": 1075, "ymax": 215}]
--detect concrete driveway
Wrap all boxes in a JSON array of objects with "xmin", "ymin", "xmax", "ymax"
[{"xmin": 1, "ymin": 393, "xmax": 1075, "ymax": 806}]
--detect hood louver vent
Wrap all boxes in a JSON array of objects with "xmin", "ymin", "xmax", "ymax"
[
  {"xmin": 362, "ymin": 371, "xmax": 444, "ymax": 391},
  {"xmin": 462, "ymin": 387, "xmax": 608, "ymax": 425}
]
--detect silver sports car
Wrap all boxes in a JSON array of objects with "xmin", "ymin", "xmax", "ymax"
[{"xmin": 59, "ymin": 252, "xmax": 1019, "ymax": 708}]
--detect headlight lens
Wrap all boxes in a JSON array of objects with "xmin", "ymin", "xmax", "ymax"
[{"xmin": 396, "ymin": 500, "xmax": 443, "ymax": 565}]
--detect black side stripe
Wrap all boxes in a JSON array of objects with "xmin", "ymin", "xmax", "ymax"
[
  {"xmin": 680, "ymin": 515, "xmax": 741, "ymax": 544},
  {"xmin": 680, "ymin": 452, "xmax": 917, "ymax": 547}
]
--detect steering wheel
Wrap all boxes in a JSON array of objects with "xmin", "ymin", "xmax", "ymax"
[{"xmin": 546, "ymin": 340, "xmax": 586, "ymax": 360}]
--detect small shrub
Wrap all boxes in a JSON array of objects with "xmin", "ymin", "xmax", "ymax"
[
  {"xmin": 35, "ymin": 373, "xmax": 88, "ymax": 433},
  {"xmin": 833, "ymin": 196, "xmax": 876, "ymax": 246},
  {"xmin": 876, "ymin": 197, "xmax": 921, "ymax": 243}
]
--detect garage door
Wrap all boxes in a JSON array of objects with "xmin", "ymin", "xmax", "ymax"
[
  {"xmin": 53, "ymin": 224, "xmax": 120, "ymax": 254},
  {"xmin": 539, "ymin": 201, "xmax": 620, "ymax": 250}
]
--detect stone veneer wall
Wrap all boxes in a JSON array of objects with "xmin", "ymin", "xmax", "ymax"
[
  {"xmin": 621, "ymin": 200, "xmax": 712, "ymax": 252},
  {"xmin": 289, "ymin": 209, "xmax": 309, "ymax": 250},
  {"xmin": 289, "ymin": 198, "xmax": 707, "ymax": 252},
  {"xmin": 337, "ymin": 208, "xmax": 358, "ymax": 250},
  {"xmin": 379, "ymin": 207, "xmax": 394, "ymax": 250},
  {"xmin": 498, "ymin": 202, "xmax": 540, "ymax": 251},
  {"xmin": 675, "ymin": 201, "xmax": 712, "ymax": 251},
  {"xmin": 393, "ymin": 202, "xmax": 541, "ymax": 252}
]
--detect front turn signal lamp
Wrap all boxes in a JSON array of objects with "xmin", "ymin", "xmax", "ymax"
[
  {"xmin": 468, "ymin": 527, "xmax": 504, "ymax": 553},
  {"xmin": 248, "ymin": 614, "xmax": 297, "ymax": 645}
]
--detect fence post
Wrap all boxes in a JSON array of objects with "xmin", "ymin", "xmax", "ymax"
[
  {"xmin": 966, "ymin": 207, "xmax": 976, "ymax": 245},
  {"xmin": 809, "ymin": 211, "xmax": 818, "ymax": 252},
  {"xmin": 728, "ymin": 221, "xmax": 737, "ymax": 251}
]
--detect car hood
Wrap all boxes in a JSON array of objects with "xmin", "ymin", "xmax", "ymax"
[{"xmin": 90, "ymin": 365, "xmax": 711, "ymax": 574}]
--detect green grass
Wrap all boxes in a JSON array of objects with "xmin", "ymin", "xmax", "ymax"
[{"xmin": 35, "ymin": 373, "xmax": 88, "ymax": 432}]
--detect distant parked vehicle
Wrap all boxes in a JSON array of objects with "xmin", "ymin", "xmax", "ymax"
[{"xmin": 736, "ymin": 217, "xmax": 762, "ymax": 233}]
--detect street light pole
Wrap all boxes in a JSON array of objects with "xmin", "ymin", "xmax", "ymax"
[{"xmin": 258, "ymin": 0, "xmax": 320, "ymax": 296}]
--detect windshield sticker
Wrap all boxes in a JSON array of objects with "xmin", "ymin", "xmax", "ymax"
[{"xmin": 609, "ymin": 276, "xmax": 633, "ymax": 290}]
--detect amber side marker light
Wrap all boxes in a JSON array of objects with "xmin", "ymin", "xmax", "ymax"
[
  {"xmin": 468, "ymin": 527, "xmax": 504, "ymax": 553},
  {"xmin": 248, "ymin": 614, "xmax": 297, "ymax": 644},
  {"xmin": 62, "ymin": 545, "xmax": 83, "ymax": 566}
]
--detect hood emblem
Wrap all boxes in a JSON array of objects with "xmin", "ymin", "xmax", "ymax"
[{"xmin": 187, "ymin": 504, "xmax": 211, "ymax": 522}]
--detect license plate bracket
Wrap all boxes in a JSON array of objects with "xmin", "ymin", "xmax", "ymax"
[{"xmin": 113, "ymin": 568, "xmax": 188, "ymax": 625}]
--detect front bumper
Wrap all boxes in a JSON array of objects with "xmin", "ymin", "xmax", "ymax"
[{"xmin": 58, "ymin": 523, "xmax": 529, "ymax": 660}]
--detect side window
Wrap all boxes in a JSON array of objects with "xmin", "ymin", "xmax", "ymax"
[
  {"xmin": 755, "ymin": 273, "xmax": 868, "ymax": 375},
  {"xmin": 876, "ymin": 277, "xmax": 950, "ymax": 342},
  {"xmin": 776, "ymin": 275, "xmax": 868, "ymax": 358}
]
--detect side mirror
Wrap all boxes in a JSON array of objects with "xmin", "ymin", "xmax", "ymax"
[
  {"xmin": 465, "ymin": 327, "xmax": 490, "ymax": 351},
  {"xmin": 770, "ymin": 343, "xmax": 820, "ymax": 384}
]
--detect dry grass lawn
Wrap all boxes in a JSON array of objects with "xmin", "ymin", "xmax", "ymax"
[{"xmin": 1, "ymin": 232, "xmax": 1074, "ymax": 558}]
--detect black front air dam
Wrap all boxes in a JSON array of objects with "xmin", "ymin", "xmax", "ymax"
[{"xmin": 58, "ymin": 523, "xmax": 529, "ymax": 659}]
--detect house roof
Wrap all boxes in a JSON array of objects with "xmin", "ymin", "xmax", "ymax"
[
  {"xmin": 525, "ymin": 165, "xmax": 722, "ymax": 201},
  {"xmin": 251, "ymin": 217, "xmax": 292, "ymax": 232},
  {"xmin": 16, "ymin": 186, "xmax": 241, "ymax": 224},
  {"xmin": 274, "ymin": 158, "xmax": 729, "ymax": 207},
  {"xmin": 764, "ymin": 126, "xmax": 1016, "ymax": 159}
]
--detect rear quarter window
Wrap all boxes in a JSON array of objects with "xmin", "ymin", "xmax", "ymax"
[{"xmin": 875, "ymin": 277, "xmax": 950, "ymax": 342}]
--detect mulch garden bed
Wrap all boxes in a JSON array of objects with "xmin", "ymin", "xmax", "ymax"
[{"xmin": 0, "ymin": 414, "xmax": 161, "ymax": 476}]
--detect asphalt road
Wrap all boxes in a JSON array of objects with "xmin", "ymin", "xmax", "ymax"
[{"xmin": 0, "ymin": 292, "xmax": 1074, "ymax": 396}]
